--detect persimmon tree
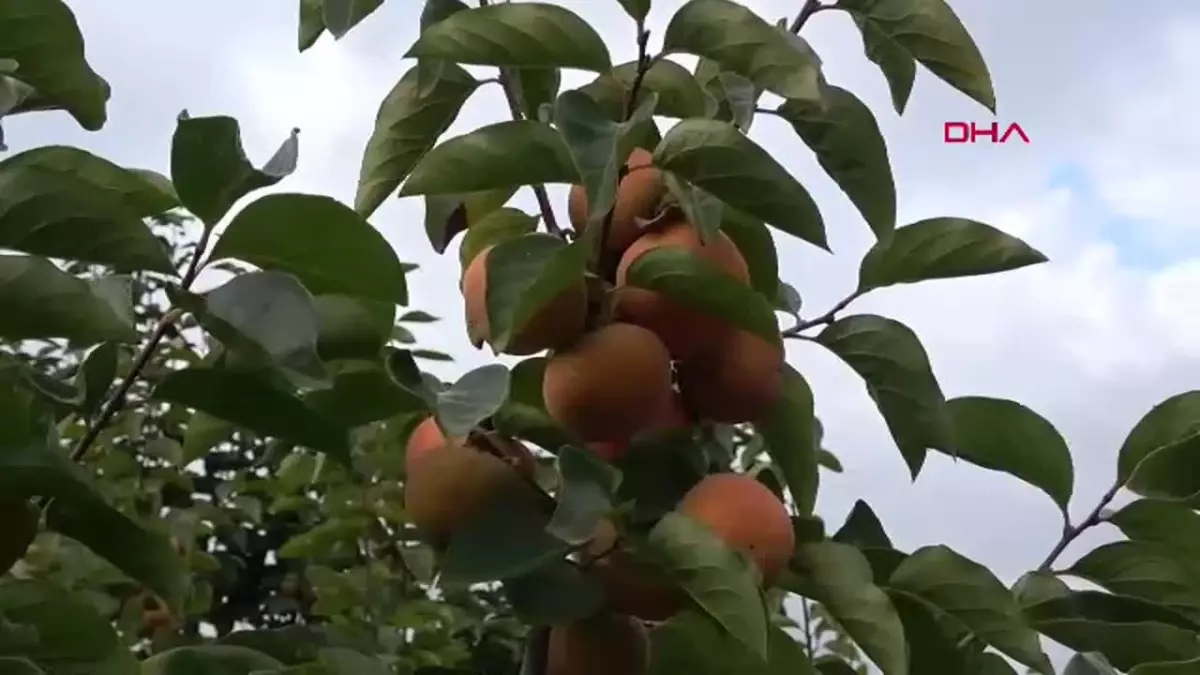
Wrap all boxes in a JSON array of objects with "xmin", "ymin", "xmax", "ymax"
[{"xmin": 2, "ymin": 0, "xmax": 1200, "ymax": 674}]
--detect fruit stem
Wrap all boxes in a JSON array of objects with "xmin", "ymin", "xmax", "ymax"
[{"xmin": 479, "ymin": 0, "xmax": 563, "ymax": 239}]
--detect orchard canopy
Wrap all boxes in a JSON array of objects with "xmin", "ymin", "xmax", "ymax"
[{"xmin": 1, "ymin": 1, "xmax": 1199, "ymax": 674}]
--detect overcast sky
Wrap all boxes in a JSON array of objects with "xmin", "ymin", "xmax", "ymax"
[{"xmin": 13, "ymin": 0, "xmax": 1200, "ymax": 664}]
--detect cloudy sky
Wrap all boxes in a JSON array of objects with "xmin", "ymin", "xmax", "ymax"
[{"xmin": 13, "ymin": 0, "xmax": 1200, "ymax": 663}]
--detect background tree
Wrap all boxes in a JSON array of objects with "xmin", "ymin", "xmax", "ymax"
[{"xmin": 1, "ymin": 1, "xmax": 1199, "ymax": 675}]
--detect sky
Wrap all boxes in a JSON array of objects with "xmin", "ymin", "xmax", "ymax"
[{"xmin": 12, "ymin": 0, "xmax": 1200, "ymax": 667}]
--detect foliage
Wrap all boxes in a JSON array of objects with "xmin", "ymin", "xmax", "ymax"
[{"xmin": 0, "ymin": 0, "xmax": 1196, "ymax": 674}]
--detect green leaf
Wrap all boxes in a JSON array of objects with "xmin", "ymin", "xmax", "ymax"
[
  {"xmin": 459, "ymin": 207, "xmax": 539, "ymax": 268},
  {"xmin": 0, "ymin": 147, "xmax": 176, "ymax": 272},
  {"xmin": 1110, "ymin": 500, "xmax": 1200, "ymax": 564},
  {"xmin": 0, "ymin": 499, "xmax": 37, "ymax": 575},
  {"xmin": 503, "ymin": 559, "xmax": 605, "ymax": 625},
  {"xmin": 440, "ymin": 490, "xmax": 569, "ymax": 584},
  {"xmin": 944, "ymin": 396, "xmax": 1074, "ymax": 513},
  {"xmin": 858, "ymin": 218, "xmax": 1047, "ymax": 293},
  {"xmin": 406, "ymin": 3, "xmax": 611, "ymax": 71},
  {"xmin": 181, "ymin": 411, "xmax": 234, "ymax": 463},
  {"xmin": 314, "ymin": 295, "xmax": 394, "ymax": 361},
  {"xmin": 0, "ymin": 658, "xmax": 44, "ymax": 674},
  {"xmin": 506, "ymin": 68, "xmax": 562, "ymax": 120},
  {"xmin": 757, "ymin": 364, "xmax": 819, "ymax": 515},
  {"xmin": 305, "ymin": 366, "xmax": 427, "ymax": 429},
  {"xmin": 0, "ymin": 0, "xmax": 110, "ymax": 130},
  {"xmin": 664, "ymin": 174, "xmax": 723, "ymax": 244},
  {"xmin": 833, "ymin": 499, "xmax": 893, "ymax": 550},
  {"xmin": 436, "ymin": 364, "xmax": 511, "ymax": 437},
  {"xmin": 887, "ymin": 590, "xmax": 972, "ymax": 673},
  {"xmin": 190, "ymin": 271, "xmax": 327, "ymax": 388},
  {"xmin": 555, "ymin": 89, "xmax": 657, "ymax": 228},
  {"xmin": 579, "ymin": 59, "xmax": 712, "ymax": 120},
  {"xmin": 212, "ymin": 193, "xmax": 409, "ymax": 305},
  {"xmin": 852, "ymin": 17, "xmax": 916, "ymax": 114},
  {"xmin": 1116, "ymin": 392, "xmax": 1200, "ymax": 499},
  {"xmin": 1066, "ymin": 541, "xmax": 1200, "ymax": 618},
  {"xmin": 1132, "ymin": 658, "xmax": 1200, "ymax": 675},
  {"xmin": 420, "ymin": 0, "xmax": 469, "ymax": 30},
  {"xmin": 653, "ymin": 118, "xmax": 826, "ymax": 250},
  {"xmin": 790, "ymin": 541, "xmax": 909, "ymax": 675},
  {"xmin": 615, "ymin": 0, "xmax": 650, "ymax": 22},
  {"xmin": 647, "ymin": 511, "xmax": 769, "ymax": 661},
  {"xmin": 624, "ymin": 246, "xmax": 781, "ymax": 344},
  {"xmin": 1065, "ymin": 653, "xmax": 1119, "ymax": 675},
  {"xmin": 775, "ymin": 85, "xmax": 895, "ymax": 239},
  {"xmin": 322, "ymin": 0, "xmax": 382, "ymax": 39},
  {"xmin": 76, "ymin": 342, "xmax": 118, "ymax": 416},
  {"xmin": 298, "ymin": 0, "xmax": 325, "ymax": 51},
  {"xmin": 152, "ymin": 368, "xmax": 350, "ymax": 460},
  {"xmin": 817, "ymin": 314, "xmax": 952, "ymax": 478},
  {"xmin": 840, "ymin": 0, "xmax": 995, "ymax": 112},
  {"xmin": 400, "ymin": 120, "xmax": 578, "ymax": 196},
  {"xmin": 483, "ymin": 234, "xmax": 589, "ymax": 353},
  {"xmin": 140, "ymin": 645, "xmax": 284, "ymax": 674},
  {"xmin": 171, "ymin": 115, "xmax": 298, "ymax": 228},
  {"xmin": 0, "ymin": 255, "xmax": 135, "ymax": 344},
  {"xmin": 649, "ymin": 611, "xmax": 815, "ymax": 675},
  {"xmin": 355, "ymin": 61, "xmax": 478, "ymax": 218},
  {"xmin": 662, "ymin": 0, "xmax": 823, "ymax": 103},
  {"xmin": 890, "ymin": 545, "xmax": 1052, "ymax": 674},
  {"xmin": 714, "ymin": 210, "xmax": 777, "ymax": 301},
  {"xmin": 0, "ymin": 580, "xmax": 137, "ymax": 674},
  {"xmin": 1023, "ymin": 591, "xmax": 1200, "ymax": 671},
  {"xmin": 425, "ymin": 187, "xmax": 517, "ymax": 254},
  {"xmin": 546, "ymin": 446, "xmax": 620, "ymax": 545}
]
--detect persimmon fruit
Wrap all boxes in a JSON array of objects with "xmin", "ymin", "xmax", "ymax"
[
  {"xmin": 567, "ymin": 147, "xmax": 665, "ymax": 254},
  {"xmin": 546, "ymin": 611, "xmax": 650, "ymax": 675},
  {"xmin": 677, "ymin": 329, "xmax": 785, "ymax": 423}
]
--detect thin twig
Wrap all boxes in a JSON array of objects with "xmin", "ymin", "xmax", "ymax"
[
  {"xmin": 69, "ymin": 226, "xmax": 214, "ymax": 463},
  {"xmin": 781, "ymin": 290, "xmax": 862, "ymax": 338},
  {"xmin": 789, "ymin": 0, "xmax": 829, "ymax": 34},
  {"xmin": 479, "ymin": 0, "xmax": 562, "ymax": 237},
  {"xmin": 1035, "ymin": 479, "xmax": 1122, "ymax": 572},
  {"xmin": 801, "ymin": 599, "xmax": 815, "ymax": 657}
]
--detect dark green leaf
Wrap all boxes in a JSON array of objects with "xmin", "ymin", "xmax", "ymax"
[
  {"xmin": 663, "ymin": 0, "xmax": 823, "ymax": 103},
  {"xmin": 1117, "ymin": 392, "xmax": 1200, "ymax": 499},
  {"xmin": 890, "ymin": 545, "xmax": 1052, "ymax": 673},
  {"xmin": 1111, "ymin": 500, "xmax": 1200, "ymax": 564},
  {"xmin": 833, "ymin": 499, "xmax": 893, "ymax": 550},
  {"xmin": 546, "ymin": 446, "xmax": 620, "ymax": 544},
  {"xmin": 441, "ymin": 490, "xmax": 569, "ymax": 584},
  {"xmin": 506, "ymin": 68, "xmax": 562, "ymax": 120},
  {"xmin": 420, "ymin": 0, "xmax": 469, "ymax": 30},
  {"xmin": 1066, "ymin": 541, "xmax": 1200, "ymax": 618},
  {"xmin": 790, "ymin": 541, "xmax": 908, "ymax": 675},
  {"xmin": 858, "ymin": 218, "xmax": 1047, "ymax": 293},
  {"xmin": 212, "ymin": 193, "xmax": 409, "ymax": 305},
  {"xmin": 314, "ymin": 295, "xmax": 394, "ymax": 361},
  {"xmin": 425, "ymin": 187, "xmax": 517, "ymax": 254},
  {"xmin": 0, "ymin": 255, "xmax": 135, "ymax": 344},
  {"xmin": 194, "ymin": 271, "xmax": 327, "ymax": 388},
  {"xmin": 840, "ymin": 0, "xmax": 995, "ymax": 112},
  {"xmin": 484, "ymin": 234, "xmax": 589, "ymax": 353},
  {"xmin": 664, "ymin": 173, "xmax": 722, "ymax": 244},
  {"xmin": 152, "ymin": 368, "xmax": 350, "ymax": 459},
  {"xmin": 616, "ymin": 0, "xmax": 650, "ymax": 22},
  {"xmin": 579, "ymin": 59, "xmax": 711, "ymax": 120},
  {"xmin": 654, "ymin": 118, "xmax": 826, "ymax": 250},
  {"xmin": 1132, "ymin": 658, "xmax": 1200, "ymax": 674},
  {"xmin": 305, "ymin": 366, "xmax": 427, "ymax": 428},
  {"xmin": 298, "ymin": 0, "xmax": 325, "ymax": 51},
  {"xmin": 503, "ymin": 559, "xmax": 605, "ymax": 625},
  {"xmin": 0, "ymin": 147, "xmax": 175, "ymax": 272},
  {"xmin": 406, "ymin": 3, "xmax": 611, "ymax": 71},
  {"xmin": 141, "ymin": 645, "xmax": 285, "ymax": 674},
  {"xmin": 555, "ymin": 89, "xmax": 657, "ymax": 227},
  {"xmin": 181, "ymin": 411, "xmax": 234, "ymax": 463},
  {"xmin": 717, "ymin": 209, "xmax": 777, "ymax": 301},
  {"xmin": 624, "ymin": 246, "xmax": 781, "ymax": 344},
  {"xmin": 0, "ymin": 658, "xmax": 44, "ymax": 674},
  {"xmin": 0, "ymin": 0, "xmax": 110, "ymax": 130},
  {"xmin": 322, "ymin": 0, "xmax": 382, "ymax": 39},
  {"xmin": 0, "ymin": 580, "xmax": 137, "ymax": 674},
  {"xmin": 852, "ymin": 17, "xmax": 916, "ymax": 114},
  {"xmin": 817, "ymin": 314, "xmax": 952, "ymax": 478},
  {"xmin": 400, "ymin": 121, "xmax": 579, "ymax": 196},
  {"xmin": 647, "ymin": 511, "xmax": 769, "ymax": 660},
  {"xmin": 649, "ymin": 612, "xmax": 815, "ymax": 675},
  {"xmin": 436, "ymin": 364, "xmax": 511, "ymax": 437},
  {"xmin": 757, "ymin": 364, "xmax": 819, "ymax": 515},
  {"xmin": 171, "ymin": 115, "xmax": 298, "ymax": 228},
  {"xmin": 1065, "ymin": 653, "xmax": 1118, "ymax": 675},
  {"xmin": 945, "ymin": 396, "xmax": 1074, "ymax": 512},
  {"xmin": 1023, "ymin": 591, "xmax": 1200, "ymax": 671},
  {"xmin": 459, "ymin": 207, "xmax": 540, "ymax": 268},
  {"xmin": 0, "ymin": 499, "xmax": 37, "ymax": 575},
  {"xmin": 776, "ymin": 85, "xmax": 895, "ymax": 239},
  {"xmin": 887, "ymin": 590, "xmax": 971, "ymax": 674},
  {"xmin": 355, "ymin": 62, "xmax": 478, "ymax": 217},
  {"xmin": 76, "ymin": 342, "xmax": 118, "ymax": 416}
]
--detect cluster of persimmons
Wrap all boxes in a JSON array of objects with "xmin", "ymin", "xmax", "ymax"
[{"xmin": 404, "ymin": 149, "xmax": 795, "ymax": 674}]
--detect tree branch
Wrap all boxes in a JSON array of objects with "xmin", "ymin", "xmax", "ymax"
[
  {"xmin": 781, "ymin": 290, "xmax": 863, "ymax": 338},
  {"xmin": 1035, "ymin": 479, "xmax": 1122, "ymax": 572},
  {"xmin": 789, "ymin": 0, "xmax": 830, "ymax": 34}
]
